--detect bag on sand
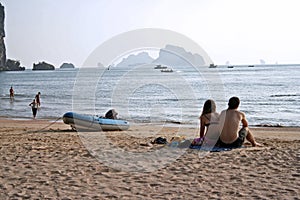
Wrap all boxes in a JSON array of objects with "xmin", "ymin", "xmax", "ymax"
[{"xmin": 153, "ymin": 137, "xmax": 168, "ymax": 144}]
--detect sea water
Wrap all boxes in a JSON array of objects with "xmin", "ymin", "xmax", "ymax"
[{"xmin": 0, "ymin": 64, "xmax": 299, "ymax": 127}]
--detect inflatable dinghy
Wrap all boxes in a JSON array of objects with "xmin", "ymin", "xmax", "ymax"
[{"xmin": 63, "ymin": 112, "xmax": 130, "ymax": 131}]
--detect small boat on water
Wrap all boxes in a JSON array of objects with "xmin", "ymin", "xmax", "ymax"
[
  {"xmin": 63, "ymin": 112, "xmax": 130, "ymax": 131},
  {"xmin": 227, "ymin": 65, "xmax": 234, "ymax": 68},
  {"xmin": 209, "ymin": 64, "xmax": 217, "ymax": 68},
  {"xmin": 161, "ymin": 68, "xmax": 173, "ymax": 72},
  {"xmin": 154, "ymin": 64, "xmax": 168, "ymax": 69}
]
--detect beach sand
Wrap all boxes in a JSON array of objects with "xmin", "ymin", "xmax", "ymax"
[{"xmin": 0, "ymin": 118, "xmax": 299, "ymax": 199}]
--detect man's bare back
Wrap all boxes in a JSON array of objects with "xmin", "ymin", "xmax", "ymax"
[
  {"xmin": 217, "ymin": 97, "xmax": 262, "ymax": 147},
  {"xmin": 219, "ymin": 109, "xmax": 245, "ymax": 143}
]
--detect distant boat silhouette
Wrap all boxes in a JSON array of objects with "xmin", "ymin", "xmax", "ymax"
[
  {"xmin": 209, "ymin": 64, "xmax": 217, "ymax": 68},
  {"xmin": 154, "ymin": 64, "xmax": 167, "ymax": 69}
]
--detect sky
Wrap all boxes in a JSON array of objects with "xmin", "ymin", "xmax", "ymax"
[{"xmin": 1, "ymin": 0, "xmax": 300, "ymax": 68}]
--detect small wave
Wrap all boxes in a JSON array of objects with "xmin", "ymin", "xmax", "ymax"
[
  {"xmin": 161, "ymin": 98, "xmax": 179, "ymax": 102},
  {"xmin": 270, "ymin": 94, "xmax": 299, "ymax": 97},
  {"xmin": 0, "ymin": 94, "xmax": 34, "ymax": 101},
  {"xmin": 255, "ymin": 123, "xmax": 284, "ymax": 127},
  {"xmin": 165, "ymin": 120, "xmax": 182, "ymax": 124}
]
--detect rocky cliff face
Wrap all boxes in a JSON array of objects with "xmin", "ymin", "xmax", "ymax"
[
  {"xmin": 0, "ymin": 3, "xmax": 24, "ymax": 71},
  {"xmin": 60, "ymin": 63, "xmax": 75, "ymax": 69},
  {"xmin": 0, "ymin": 3, "xmax": 6, "ymax": 69},
  {"xmin": 33, "ymin": 61, "xmax": 55, "ymax": 70},
  {"xmin": 115, "ymin": 52, "xmax": 154, "ymax": 68},
  {"xmin": 153, "ymin": 45, "xmax": 205, "ymax": 67}
]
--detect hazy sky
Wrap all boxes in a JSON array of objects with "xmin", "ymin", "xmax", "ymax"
[{"xmin": 2, "ymin": 0, "xmax": 300, "ymax": 68}]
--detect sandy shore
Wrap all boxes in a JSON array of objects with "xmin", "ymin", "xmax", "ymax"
[{"xmin": 0, "ymin": 118, "xmax": 299, "ymax": 199}]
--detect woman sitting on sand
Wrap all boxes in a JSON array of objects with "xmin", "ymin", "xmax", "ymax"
[{"xmin": 192, "ymin": 99, "xmax": 220, "ymax": 146}]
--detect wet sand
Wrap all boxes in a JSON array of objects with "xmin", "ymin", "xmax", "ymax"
[{"xmin": 0, "ymin": 118, "xmax": 299, "ymax": 199}]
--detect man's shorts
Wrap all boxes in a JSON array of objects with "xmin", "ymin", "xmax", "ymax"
[{"xmin": 216, "ymin": 127, "xmax": 248, "ymax": 148}]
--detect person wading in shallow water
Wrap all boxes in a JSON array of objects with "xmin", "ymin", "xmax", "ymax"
[
  {"xmin": 29, "ymin": 99, "xmax": 38, "ymax": 119},
  {"xmin": 35, "ymin": 92, "xmax": 41, "ymax": 107},
  {"xmin": 217, "ymin": 97, "xmax": 263, "ymax": 148},
  {"xmin": 9, "ymin": 86, "xmax": 14, "ymax": 100}
]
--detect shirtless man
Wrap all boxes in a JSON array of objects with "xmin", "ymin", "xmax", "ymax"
[
  {"xmin": 218, "ymin": 97, "xmax": 262, "ymax": 148},
  {"xmin": 35, "ymin": 92, "xmax": 41, "ymax": 107},
  {"xmin": 9, "ymin": 86, "xmax": 14, "ymax": 99}
]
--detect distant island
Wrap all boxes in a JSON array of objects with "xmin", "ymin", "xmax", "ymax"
[
  {"xmin": 111, "ymin": 45, "xmax": 207, "ymax": 68},
  {"xmin": 1, "ymin": 59, "xmax": 25, "ymax": 71},
  {"xmin": 32, "ymin": 61, "xmax": 55, "ymax": 70},
  {"xmin": 114, "ymin": 52, "xmax": 154, "ymax": 68},
  {"xmin": 153, "ymin": 44, "xmax": 206, "ymax": 67},
  {"xmin": 60, "ymin": 63, "xmax": 75, "ymax": 69}
]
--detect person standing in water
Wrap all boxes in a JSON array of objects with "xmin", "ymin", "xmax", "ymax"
[
  {"xmin": 9, "ymin": 86, "xmax": 14, "ymax": 100},
  {"xmin": 35, "ymin": 92, "xmax": 41, "ymax": 107},
  {"xmin": 29, "ymin": 99, "xmax": 38, "ymax": 119}
]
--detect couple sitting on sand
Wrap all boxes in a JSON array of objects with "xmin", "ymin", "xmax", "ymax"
[{"xmin": 194, "ymin": 97, "xmax": 262, "ymax": 148}]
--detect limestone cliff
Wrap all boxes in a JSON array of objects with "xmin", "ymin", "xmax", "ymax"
[
  {"xmin": 115, "ymin": 52, "xmax": 154, "ymax": 68},
  {"xmin": 33, "ymin": 61, "xmax": 55, "ymax": 70},
  {"xmin": 0, "ymin": 3, "xmax": 6, "ymax": 69},
  {"xmin": 153, "ymin": 45, "xmax": 205, "ymax": 67},
  {"xmin": 5, "ymin": 59, "xmax": 25, "ymax": 71},
  {"xmin": 0, "ymin": 3, "xmax": 25, "ymax": 71},
  {"xmin": 60, "ymin": 63, "xmax": 75, "ymax": 69}
]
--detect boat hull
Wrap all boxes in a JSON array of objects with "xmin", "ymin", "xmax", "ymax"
[{"xmin": 63, "ymin": 112, "xmax": 130, "ymax": 131}]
